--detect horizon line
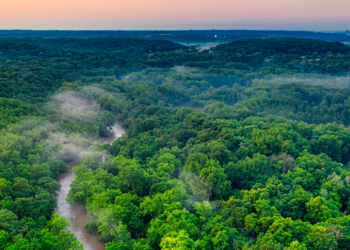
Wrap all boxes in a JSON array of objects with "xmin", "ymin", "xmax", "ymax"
[{"xmin": 0, "ymin": 29, "xmax": 347, "ymax": 33}]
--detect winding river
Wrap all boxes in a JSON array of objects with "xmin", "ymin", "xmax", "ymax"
[{"xmin": 56, "ymin": 123, "xmax": 125, "ymax": 250}]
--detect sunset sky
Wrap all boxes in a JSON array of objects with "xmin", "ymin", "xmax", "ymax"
[{"xmin": 1, "ymin": 0, "xmax": 350, "ymax": 31}]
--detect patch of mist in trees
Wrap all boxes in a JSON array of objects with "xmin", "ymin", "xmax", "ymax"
[
  {"xmin": 14, "ymin": 119, "xmax": 94, "ymax": 163},
  {"xmin": 0, "ymin": 118, "xmax": 92, "ymax": 177},
  {"xmin": 173, "ymin": 66, "xmax": 192, "ymax": 74},
  {"xmin": 119, "ymin": 74, "xmax": 133, "ymax": 81},
  {"xmin": 119, "ymin": 66, "xmax": 240, "ymax": 90},
  {"xmin": 35, "ymin": 88, "xmax": 118, "ymax": 164},
  {"xmin": 180, "ymin": 170, "xmax": 212, "ymax": 202},
  {"xmin": 53, "ymin": 91, "xmax": 98, "ymax": 119},
  {"xmin": 50, "ymin": 132, "xmax": 91, "ymax": 162},
  {"xmin": 255, "ymin": 75, "xmax": 350, "ymax": 89},
  {"xmin": 117, "ymin": 72, "xmax": 144, "ymax": 83},
  {"xmin": 81, "ymin": 86, "xmax": 106, "ymax": 99},
  {"xmin": 44, "ymin": 88, "xmax": 117, "ymax": 137}
]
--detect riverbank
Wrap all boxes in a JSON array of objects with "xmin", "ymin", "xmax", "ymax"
[{"xmin": 56, "ymin": 123, "xmax": 125, "ymax": 250}]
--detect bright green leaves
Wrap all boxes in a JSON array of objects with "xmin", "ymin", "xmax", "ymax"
[
  {"xmin": 284, "ymin": 241, "xmax": 308, "ymax": 250},
  {"xmin": 1, "ymin": 214, "xmax": 82, "ymax": 250},
  {"xmin": 40, "ymin": 214, "xmax": 83, "ymax": 250},
  {"xmin": 183, "ymin": 153, "xmax": 231, "ymax": 200},
  {"xmin": 113, "ymin": 156, "xmax": 147, "ymax": 196},
  {"xmin": 160, "ymin": 230, "xmax": 194, "ymax": 250},
  {"xmin": 295, "ymin": 152, "xmax": 341, "ymax": 187},
  {"xmin": 146, "ymin": 203, "xmax": 199, "ymax": 248},
  {"xmin": 0, "ymin": 209, "xmax": 18, "ymax": 232},
  {"xmin": 305, "ymin": 196, "xmax": 333, "ymax": 224},
  {"xmin": 68, "ymin": 168, "xmax": 110, "ymax": 203},
  {"xmin": 305, "ymin": 225, "xmax": 337, "ymax": 250},
  {"xmin": 104, "ymin": 222, "xmax": 133, "ymax": 250},
  {"xmin": 251, "ymin": 127, "xmax": 284, "ymax": 156},
  {"xmin": 141, "ymin": 185, "xmax": 188, "ymax": 217},
  {"xmin": 0, "ymin": 230, "xmax": 9, "ymax": 250}
]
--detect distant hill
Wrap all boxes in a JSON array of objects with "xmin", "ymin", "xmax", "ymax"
[
  {"xmin": 0, "ymin": 30, "xmax": 350, "ymax": 43},
  {"xmin": 215, "ymin": 38, "xmax": 350, "ymax": 55}
]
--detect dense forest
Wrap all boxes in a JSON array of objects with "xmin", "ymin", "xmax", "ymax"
[
  {"xmin": 2, "ymin": 37, "xmax": 350, "ymax": 249},
  {"xmin": 1, "ymin": 30, "xmax": 350, "ymax": 43}
]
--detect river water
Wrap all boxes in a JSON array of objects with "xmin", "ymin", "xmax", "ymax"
[{"xmin": 56, "ymin": 123, "xmax": 125, "ymax": 250}]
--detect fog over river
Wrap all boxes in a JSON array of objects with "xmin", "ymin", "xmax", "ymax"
[{"xmin": 56, "ymin": 123, "xmax": 125, "ymax": 250}]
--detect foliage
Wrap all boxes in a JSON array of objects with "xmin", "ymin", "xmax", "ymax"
[{"xmin": 3, "ymin": 37, "xmax": 350, "ymax": 249}]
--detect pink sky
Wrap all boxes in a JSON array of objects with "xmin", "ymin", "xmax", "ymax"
[{"xmin": 1, "ymin": 0, "xmax": 349, "ymax": 30}]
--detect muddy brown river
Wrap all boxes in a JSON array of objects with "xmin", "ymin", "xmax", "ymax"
[{"xmin": 56, "ymin": 123, "xmax": 125, "ymax": 250}]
